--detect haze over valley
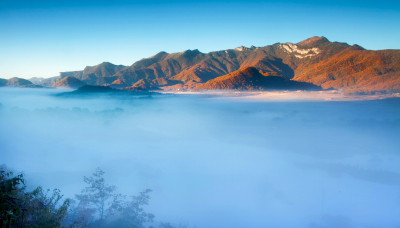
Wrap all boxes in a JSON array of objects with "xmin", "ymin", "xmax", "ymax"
[{"xmin": 1, "ymin": 88, "xmax": 400, "ymax": 227}]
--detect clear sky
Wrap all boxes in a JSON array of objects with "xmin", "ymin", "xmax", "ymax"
[{"xmin": 1, "ymin": 0, "xmax": 399, "ymax": 79}]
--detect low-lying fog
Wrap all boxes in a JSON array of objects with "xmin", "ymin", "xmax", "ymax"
[{"xmin": 1, "ymin": 88, "xmax": 399, "ymax": 228}]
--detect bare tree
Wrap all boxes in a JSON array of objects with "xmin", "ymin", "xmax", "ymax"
[{"xmin": 75, "ymin": 168, "xmax": 154, "ymax": 228}]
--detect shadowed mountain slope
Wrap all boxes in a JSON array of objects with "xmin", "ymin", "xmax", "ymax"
[
  {"xmin": 0, "ymin": 78, "xmax": 7, "ymax": 87},
  {"xmin": 73, "ymin": 85, "xmax": 115, "ymax": 93},
  {"xmin": 193, "ymin": 67, "xmax": 321, "ymax": 91},
  {"xmin": 52, "ymin": 76, "xmax": 86, "ymax": 89}
]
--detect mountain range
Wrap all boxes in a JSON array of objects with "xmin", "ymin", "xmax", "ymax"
[{"xmin": 1, "ymin": 36, "xmax": 399, "ymax": 94}]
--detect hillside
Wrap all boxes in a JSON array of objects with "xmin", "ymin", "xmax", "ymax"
[
  {"xmin": 109, "ymin": 79, "xmax": 129, "ymax": 89},
  {"xmin": 52, "ymin": 76, "xmax": 86, "ymax": 89},
  {"xmin": 293, "ymin": 47, "xmax": 400, "ymax": 94},
  {"xmin": 193, "ymin": 67, "xmax": 321, "ymax": 91},
  {"xmin": 60, "ymin": 62, "xmax": 126, "ymax": 85}
]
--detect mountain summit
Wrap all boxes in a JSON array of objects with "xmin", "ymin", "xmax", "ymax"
[{"xmin": 297, "ymin": 36, "xmax": 330, "ymax": 47}]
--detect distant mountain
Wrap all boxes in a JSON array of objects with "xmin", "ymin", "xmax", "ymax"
[
  {"xmin": 193, "ymin": 67, "xmax": 321, "ymax": 91},
  {"xmin": 33, "ymin": 76, "xmax": 61, "ymax": 87},
  {"xmin": 5, "ymin": 77, "xmax": 34, "ymax": 87},
  {"xmin": 0, "ymin": 77, "xmax": 45, "ymax": 88},
  {"xmin": 60, "ymin": 62, "xmax": 126, "ymax": 85},
  {"xmin": 28, "ymin": 77, "xmax": 44, "ymax": 84},
  {"xmin": 52, "ymin": 76, "xmax": 86, "ymax": 89},
  {"xmin": 37, "ymin": 36, "xmax": 399, "ymax": 93}
]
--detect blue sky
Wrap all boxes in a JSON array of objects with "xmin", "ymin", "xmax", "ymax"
[{"xmin": 1, "ymin": 0, "xmax": 399, "ymax": 79}]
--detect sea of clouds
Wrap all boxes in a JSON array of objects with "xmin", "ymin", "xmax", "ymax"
[{"xmin": 1, "ymin": 88, "xmax": 399, "ymax": 228}]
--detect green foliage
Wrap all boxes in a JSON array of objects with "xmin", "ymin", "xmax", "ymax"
[
  {"xmin": 2, "ymin": 166, "xmax": 184, "ymax": 228},
  {"xmin": 1, "ymin": 169, "xmax": 70, "ymax": 228},
  {"xmin": 0, "ymin": 170, "xmax": 25, "ymax": 226},
  {"xmin": 18, "ymin": 187, "xmax": 70, "ymax": 228}
]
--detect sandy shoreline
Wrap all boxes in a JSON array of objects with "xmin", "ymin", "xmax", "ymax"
[{"xmin": 159, "ymin": 90, "xmax": 400, "ymax": 101}]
